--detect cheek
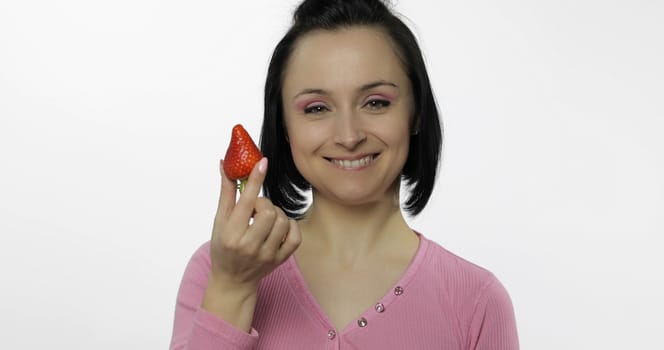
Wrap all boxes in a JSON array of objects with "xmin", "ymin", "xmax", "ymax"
[
  {"xmin": 285, "ymin": 112, "xmax": 331, "ymax": 146},
  {"xmin": 379, "ymin": 119, "xmax": 411, "ymax": 166},
  {"xmin": 285, "ymin": 122, "xmax": 325, "ymax": 163},
  {"xmin": 287, "ymin": 133, "xmax": 322, "ymax": 184},
  {"xmin": 378, "ymin": 115, "xmax": 411, "ymax": 145}
]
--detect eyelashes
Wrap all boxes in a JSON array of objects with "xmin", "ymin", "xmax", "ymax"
[
  {"xmin": 303, "ymin": 103, "xmax": 329, "ymax": 114},
  {"xmin": 364, "ymin": 99, "xmax": 391, "ymax": 110},
  {"xmin": 301, "ymin": 96, "xmax": 392, "ymax": 114}
]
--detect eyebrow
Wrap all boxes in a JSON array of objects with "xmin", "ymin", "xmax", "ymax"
[
  {"xmin": 360, "ymin": 80, "xmax": 398, "ymax": 91},
  {"xmin": 293, "ymin": 80, "xmax": 399, "ymax": 99}
]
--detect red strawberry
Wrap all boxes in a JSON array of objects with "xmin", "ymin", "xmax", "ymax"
[{"xmin": 223, "ymin": 124, "xmax": 263, "ymax": 192}]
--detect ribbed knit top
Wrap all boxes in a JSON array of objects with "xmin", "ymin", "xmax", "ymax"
[{"xmin": 170, "ymin": 233, "xmax": 519, "ymax": 349}]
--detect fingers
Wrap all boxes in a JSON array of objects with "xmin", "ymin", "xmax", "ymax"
[
  {"xmin": 217, "ymin": 159, "xmax": 238, "ymax": 220},
  {"xmin": 241, "ymin": 198, "xmax": 278, "ymax": 250},
  {"xmin": 249, "ymin": 205, "xmax": 301, "ymax": 265},
  {"xmin": 215, "ymin": 156, "xmax": 300, "ymax": 265},
  {"xmin": 262, "ymin": 206, "xmax": 291, "ymax": 251},
  {"xmin": 215, "ymin": 158, "xmax": 267, "ymax": 228},
  {"xmin": 230, "ymin": 157, "xmax": 268, "ymax": 223},
  {"xmin": 276, "ymin": 219, "xmax": 302, "ymax": 262}
]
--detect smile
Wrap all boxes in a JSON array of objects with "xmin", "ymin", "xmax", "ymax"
[{"xmin": 327, "ymin": 154, "xmax": 378, "ymax": 170}]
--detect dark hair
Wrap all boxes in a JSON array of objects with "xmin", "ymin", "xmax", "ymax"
[{"xmin": 260, "ymin": 0, "xmax": 443, "ymax": 218}]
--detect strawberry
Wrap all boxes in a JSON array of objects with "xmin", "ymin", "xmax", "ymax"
[{"xmin": 223, "ymin": 124, "xmax": 263, "ymax": 193}]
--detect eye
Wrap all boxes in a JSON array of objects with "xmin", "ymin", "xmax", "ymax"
[
  {"xmin": 303, "ymin": 104, "xmax": 329, "ymax": 114},
  {"xmin": 364, "ymin": 99, "xmax": 391, "ymax": 111}
]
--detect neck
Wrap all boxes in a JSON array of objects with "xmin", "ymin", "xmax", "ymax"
[{"xmin": 297, "ymin": 190, "xmax": 414, "ymax": 261}]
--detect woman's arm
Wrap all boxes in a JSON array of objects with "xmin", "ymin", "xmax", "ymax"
[
  {"xmin": 170, "ymin": 158, "xmax": 301, "ymax": 349},
  {"xmin": 169, "ymin": 242, "xmax": 259, "ymax": 350}
]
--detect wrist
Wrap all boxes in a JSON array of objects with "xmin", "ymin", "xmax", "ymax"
[{"xmin": 201, "ymin": 273, "xmax": 258, "ymax": 333}]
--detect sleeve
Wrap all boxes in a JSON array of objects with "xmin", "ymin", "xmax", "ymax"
[
  {"xmin": 467, "ymin": 275, "xmax": 520, "ymax": 350},
  {"xmin": 169, "ymin": 241, "xmax": 259, "ymax": 350}
]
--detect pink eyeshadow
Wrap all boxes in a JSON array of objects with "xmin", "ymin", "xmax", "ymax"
[
  {"xmin": 294, "ymin": 98, "xmax": 323, "ymax": 112},
  {"xmin": 370, "ymin": 93, "xmax": 395, "ymax": 101}
]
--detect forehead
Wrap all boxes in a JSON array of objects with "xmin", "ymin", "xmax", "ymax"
[{"xmin": 282, "ymin": 26, "xmax": 408, "ymax": 93}]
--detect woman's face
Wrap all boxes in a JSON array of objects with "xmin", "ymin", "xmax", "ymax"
[{"xmin": 281, "ymin": 26, "xmax": 414, "ymax": 207}]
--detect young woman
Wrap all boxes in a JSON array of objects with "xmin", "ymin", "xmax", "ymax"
[{"xmin": 170, "ymin": 1, "xmax": 519, "ymax": 349}]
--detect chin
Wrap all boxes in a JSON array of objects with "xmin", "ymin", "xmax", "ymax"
[{"xmin": 326, "ymin": 186, "xmax": 389, "ymax": 207}]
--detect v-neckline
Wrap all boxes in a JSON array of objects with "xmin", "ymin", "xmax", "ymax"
[{"xmin": 283, "ymin": 231, "xmax": 429, "ymax": 335}]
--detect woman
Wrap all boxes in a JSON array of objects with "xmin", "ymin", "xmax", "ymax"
[{"xmin": 171, "ymin": 0, "xmax": 519, "ymax": 349}]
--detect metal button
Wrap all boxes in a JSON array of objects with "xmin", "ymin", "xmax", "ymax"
[
  {"xmin": 358, "ymin": 317, "xmax": 368, "ymax": 327},
  {"xmin": 394, "ymin": 286, "xmax": 404, "ymax": 296},
  {"xmin": 375, "ymin": 302, "xmax": 385, "ymax": 313},
  {"xmin": 327, "ymin": 330, "xmax": 336, "ymax": 340}
]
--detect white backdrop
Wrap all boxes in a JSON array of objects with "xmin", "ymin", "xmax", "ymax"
[{"xmin": 1, "ymin": 0, "xmax": 662, "ymax": 348}]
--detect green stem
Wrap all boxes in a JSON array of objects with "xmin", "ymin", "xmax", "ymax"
[{"xmin": 238, "ymin": 179, "xmax": 248, "ymax": 193}]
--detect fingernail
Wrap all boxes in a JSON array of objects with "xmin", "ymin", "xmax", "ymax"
[{"xmin": 258, "ymin": 157, "xmax": 267, "ymax": 174}]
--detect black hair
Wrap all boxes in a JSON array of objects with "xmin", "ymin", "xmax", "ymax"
[{"xmin": 260, "ymin": 0, "xmax": 442, "ymax": 218}]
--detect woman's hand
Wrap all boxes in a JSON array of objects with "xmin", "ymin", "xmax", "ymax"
[{"xmin": 201, "ymin": 157, "xmax": 301, "ymax": 332}]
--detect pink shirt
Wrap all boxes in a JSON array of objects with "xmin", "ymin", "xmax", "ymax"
[{"xmin": 170, "ymin": 234, "xmax": 519, "ymax": 349}]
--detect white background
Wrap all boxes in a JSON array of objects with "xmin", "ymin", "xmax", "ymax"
[{"xmin": 1, "ymin": 0, "xmax": 662, "ymax": 348}]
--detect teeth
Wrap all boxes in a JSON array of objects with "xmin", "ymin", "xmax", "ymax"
[{"xmin": 332, "ymin": 155, "xmax": 374, "ymax": 169}]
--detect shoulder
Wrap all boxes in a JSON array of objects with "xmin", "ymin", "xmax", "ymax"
[
  {"xmin": 418, "ymin": 234, "xmax": 496, "ymax": 289},
  {"xmin": 413, "ymin": 234, "xmax": 518, "ymax": 346},
  {"xmin": 415, "ymin": 234, "xmax": 515, "ymax": 319}
]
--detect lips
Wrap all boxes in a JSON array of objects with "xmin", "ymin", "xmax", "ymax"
[{"xmin": 326, "ymin": 154, "xmax": 378, "ymax": 170}]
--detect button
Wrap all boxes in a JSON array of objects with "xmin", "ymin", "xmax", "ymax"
[
  {"xmin": 375, "ymin": 302, "xmax": 385, "ymax": 313},
  {"xmin": 327, "ymin": 330, "xmax": 336, "ymax": 340},
  {"xmin": 394, "ymin": 286, "xmax": 404, "ymax": 296},
  {"xmin": 358, "ymin": 317, "xmax": 368, "ymax": 327}
]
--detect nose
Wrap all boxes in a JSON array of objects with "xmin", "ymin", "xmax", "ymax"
[{"xmin": 333, "ymin": 111, "xmax": 366, "ymax": 150}]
